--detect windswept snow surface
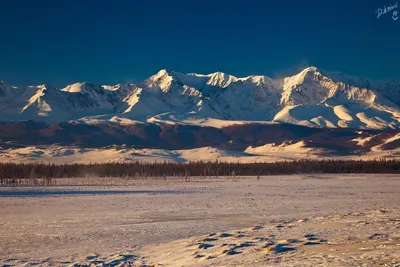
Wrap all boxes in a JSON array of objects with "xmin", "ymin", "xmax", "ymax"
[{"xmin": 1, "ymin": 175, "xmax": 400, "ymax": 266}]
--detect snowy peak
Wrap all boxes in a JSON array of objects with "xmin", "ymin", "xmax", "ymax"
[
  {"xmin": 297, "ymin": 66, "xmax": 324, "ymax": 82},
  {"xmin": 280, "ymin": 67, "xmax": 336, "ymax": 106},
  {"xmin": 61, "ymin": 82, "xmax": 105, "ymax": 94},
  {"xmin": 145, "ymin": 69, "xmax": 190, "ymax": 84},
  {"xmin": 147, "ymin": 69, "xmax": 171, "ymax": 82},
  {"xmin": 61, "ymin": 82, "xmax": 87, "ymax": 93},
  {"xmin": 284, "ymin": 66, "xmax": 326, "ymax": 85},
  {"xmin": 143, "ymin": 69, "xmax": 182, "ymax": 91},
  {"xmin": 206, "ymin": 72, "xmax": 238, "ymax": 88}
]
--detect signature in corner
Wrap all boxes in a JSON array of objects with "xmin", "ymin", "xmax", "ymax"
[{"xmin": 376, "ymin": 2, "xmax": 399, "ymax": 20}]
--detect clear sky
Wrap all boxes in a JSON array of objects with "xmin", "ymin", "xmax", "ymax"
[{"xmin": 1, "ymin": 0, "xmax": 399, "ymax": 87}]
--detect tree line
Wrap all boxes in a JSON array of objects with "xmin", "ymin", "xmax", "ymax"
[{"xmin": 0, "ymin": 159, "xmax": 399, "ymax": 185}]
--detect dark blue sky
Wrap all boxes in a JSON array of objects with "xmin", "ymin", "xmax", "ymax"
[{"xmin": 1, "ymin": 0, "xmax": 399, "ymax": 86}]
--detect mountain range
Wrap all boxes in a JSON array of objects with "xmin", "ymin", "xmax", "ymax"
[
  {"xmin": 1, "ymin": 66, "xmax": 400, "ymax": 129},
  {"xmin": 1, "ymin": 67, "xmax": 399, "ymax": 162}
]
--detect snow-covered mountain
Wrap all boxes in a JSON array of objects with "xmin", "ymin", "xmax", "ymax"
[
  {"xmin": 1, "ymin": 67, "xmax": 400, "ymax": 129},
  {"xmin": 0, "ymin": 81, "xmax": 134, "ymax": 122}
]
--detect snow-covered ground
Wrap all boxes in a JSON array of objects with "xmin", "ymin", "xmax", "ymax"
[
  {"xmin": 1, "ymin": 143, "xmax": 398, "ymax": 164},
  {"xmin": 0, "ymin": 175, "xmax": 399, "ymax": 266}
]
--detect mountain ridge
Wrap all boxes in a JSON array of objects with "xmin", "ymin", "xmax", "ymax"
[{"xmin": 1, "ymin": 67, "xmax": 399, "ymax": 130}]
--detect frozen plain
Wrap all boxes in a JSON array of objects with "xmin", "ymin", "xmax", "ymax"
[{"xmin": 0, "ymin": 174, "xmax": 399, "ymax": 266}]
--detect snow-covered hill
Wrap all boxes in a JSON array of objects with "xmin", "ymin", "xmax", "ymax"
[{"xmin": 1, "ymin": 67, "xmax": 399, "ymax": 129}]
